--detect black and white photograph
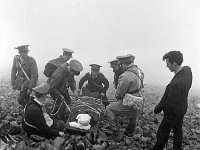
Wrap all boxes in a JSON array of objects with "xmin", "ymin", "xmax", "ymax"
[{"xmin": 0, "ymin": 0, "xmax": 200, "ymax": 149}]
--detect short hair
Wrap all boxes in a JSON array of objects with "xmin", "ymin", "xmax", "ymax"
[
  {"xmin": 34, "ymin": 91, "xmax": 44, "ymax": 99},
  {"xmin": 163, "ymin": 51, "xmax": 183, "ymax": 65}
]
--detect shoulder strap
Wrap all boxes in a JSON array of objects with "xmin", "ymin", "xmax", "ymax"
[
  {"xmin": 23, "ymin": 106, "xmax": 39, "ymax": 131},
  {"xmin": 127, "ymin": 69, "xmax": 144, "ymax": 90},
  {"xmin": 16, "ymin": 57, "xmax": 30, "ymax": 81}
]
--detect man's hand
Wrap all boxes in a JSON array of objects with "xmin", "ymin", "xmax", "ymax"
[
  {"xmin": 59, "ymin": 131, "xmax": 64, "ymax": 136},
  {"xmin": 12, "ymin": 86, "xmax": 17, "ymax": 90},
  {"xmin": 73, "ymin": 90, "xmax": 78, "ymax": 98},
  {"xmin": 77, "ymin": 89, "xmax": 81, "ymax": 96},
  {"xmin": 100, "ymin": 93, "xmax": 105, "ymax": 97},
  {"xmin": 27, "ymin": 89, "xmax": 32, "ymax": 95}
]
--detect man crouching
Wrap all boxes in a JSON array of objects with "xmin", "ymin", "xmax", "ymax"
[{"xmin": 22, "ymin": 83, "xmax": 65, "ymax": 139}]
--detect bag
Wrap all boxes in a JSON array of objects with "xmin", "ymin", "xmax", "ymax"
[
  {"xmin": 43, "ymin": 63, "xmax": 58, "ymax": 77},
  {"xmin": 14, "ymin": 76, "xmax": 26, "ymax": 91},
  {"xmin": 122, "ymin": 93, "xmax": 143, "ymax": 109}
]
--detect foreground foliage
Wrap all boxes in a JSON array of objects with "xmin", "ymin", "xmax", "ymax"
[{"xmin": 0, "ymin": 82, "xmax": 200, "ymax": 150}]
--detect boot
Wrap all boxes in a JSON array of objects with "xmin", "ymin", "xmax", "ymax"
[{"xmin": 106, "ymin": 109, "xmax": 119, "ymax": 131}]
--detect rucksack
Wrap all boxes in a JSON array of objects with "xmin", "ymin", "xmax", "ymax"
[{"xmin": 43, "ymin": 62, "xmax": 58, "ymax": 77}]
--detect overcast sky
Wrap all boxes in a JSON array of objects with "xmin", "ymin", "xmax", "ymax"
[{"xmin": 0, "ymin": 0, "xmax": 200, "ymax": 90}]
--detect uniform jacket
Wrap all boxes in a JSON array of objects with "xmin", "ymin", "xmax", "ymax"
[
  {"xmin": 22, "ymin": 98, "xmax": 59, "ymax": 139},
  {"xmin": 11, "ymin": 55, "xmax": 38, "ymax": 91},
  {"xmin": 79, "ymin": 72, "xmax": 109, "ymax": 94},
  {"xmin": 116, "ymin": 64, "xmax": 144, "ymax": 100},
  {"xmin": 154, "ymin": 66, "xmax": 192, "ymax": 116},
  {"xmin": 47, "ymin": 65, "xmax": 76, "ymax": 99}
]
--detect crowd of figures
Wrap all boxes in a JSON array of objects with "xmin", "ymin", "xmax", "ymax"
[{"xmin": 11, "ymin": 45, "xmax": 192, "ymax": 150}]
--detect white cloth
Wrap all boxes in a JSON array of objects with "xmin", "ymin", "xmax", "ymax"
[
  {"xmin": 69, "ymin": 114, "xmax": 92, "ymax": 130},
  {"xmin": 43, "ymin": 112, "xmax": 53, "ymax": 127}
]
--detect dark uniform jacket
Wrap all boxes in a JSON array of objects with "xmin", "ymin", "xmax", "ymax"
[
  {"xmin": 47, "ymin": 65, "xmax": 76, "ymax": 100},
  {"xmin": 22, "ymin": 98, "xmax": 59, "ymax": 139},
  {"xmin": 154, "ymin": 66, "xmax": 192, "ymax": 116},
  {"xmin": 79, "ymin": 72, "xmax": 109, "ymax": 94},
  {"xmin": 11, "ymin": 55, "xmax": 38, "ymax": 91}
]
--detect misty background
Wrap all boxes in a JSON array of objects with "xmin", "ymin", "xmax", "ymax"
[{"xmin": 0, "ymin": 0, "xmax": 200, "ymax": 95}]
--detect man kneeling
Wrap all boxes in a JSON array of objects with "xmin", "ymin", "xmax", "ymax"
[{"xmin": 22, "ymin": 83, "xmax": 64, "ymax": 139}]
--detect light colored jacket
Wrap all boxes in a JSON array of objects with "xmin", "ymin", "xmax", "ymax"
[
  {"xmin": 11, "ymin": 55, "xmax": 38, "ymax": 91},
  {"xmin": 115, "ymin": 64, "xmax": 144, "ymax": 100}
]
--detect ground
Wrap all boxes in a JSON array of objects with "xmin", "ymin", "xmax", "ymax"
[{"xmin": 0, "ymin": 80, "xmax": 200, "ymax": 150}]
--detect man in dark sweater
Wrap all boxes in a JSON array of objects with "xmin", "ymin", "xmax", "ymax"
[
  {"xmin": 78, "ymin": 64, "xmax": 109, "ymax": 106},
  {"xmin": 22, "ymin": 83, "xmax": 64, "ymax": 139},
  {"xmin": 153, "ymin": 51, "xmax": 193, "ymax": 150}
]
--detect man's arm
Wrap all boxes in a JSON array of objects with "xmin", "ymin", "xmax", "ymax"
[
  {"xmin": 29, "ymin": 58, "xmax": 39, "ymax": 90},
  {"xmin": 48, "ymin": 72, "xmax": 63, "ymax": 100},
  {"xmin": 101, "ymin": 73, "xmax": 109, "ymax": 94},
  {"xmin": 79, "ymin": 73, "xmax": 89, "ymax": 89},
  {"xmin": 31, "ymin": 109, "xmax": 59, "ymax": 139},
  {"xmin": 11, "ymin": 56, "xmax": 17, "ymax": 87}
]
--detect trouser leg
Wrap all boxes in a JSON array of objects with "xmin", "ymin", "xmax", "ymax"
[
  {"xmin": 17, "ymin": 90, "xmax": 29, "ymax": 107},
  {"xmin": 125, "ymin": 116, "xmax": 137, "ymax": 135},
  {"xmin": 173, "ymin": 115, "xmax": 184, "ymax": 150},
  {"xmin": 153, "ymin": 117, "xmax": 172, "ymax": 150},
  {"xmin": 106, "ymin": 108, "xmax": 118, "ymax": 131}
]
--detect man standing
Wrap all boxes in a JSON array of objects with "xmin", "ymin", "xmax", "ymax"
[
  {"xmin": 108, "ymin": 59, "xmax": 123, "ymax": 89},
  {"xmin": 78, "ymin": 64, "xmax": 110, "ymax": 106},
  {"xmin": 11, "ymin": 45, "xmax": 38, "ymax": 107},
  {"xmin": 106, "ymin": 54, "xmax": 144, "ymax": 136},
  {"xmin": 47, "ymin": 59, "xmax": 83, "ymax": 121},
  {"xmin": 153, "ymin": 51, "xmax": 192, "ymax": 150}
]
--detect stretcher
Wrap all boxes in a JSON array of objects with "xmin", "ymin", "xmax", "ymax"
[{"xmin": 64, "ymin": 96, "xmax": 105, "ymax": 135}]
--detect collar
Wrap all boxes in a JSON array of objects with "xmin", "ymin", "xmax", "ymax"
[{"xmin": 33, "ymin": 98, "xmax": 43, "ymax": 106}]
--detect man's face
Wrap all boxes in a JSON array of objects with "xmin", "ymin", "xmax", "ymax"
[
  {"xmin": 91, "ymin": 69, "xmax": 99, "ymax": 77},
  {"xmin": 19, "ymin": 51, "xmax": 28, "ymax": 59},
  {"xmin": 166, "ymin": 59, "xmax": 175, "ymax": 72},
  {"xmin": 63, "ymin": 52, "xmax": 72, "ymax": 61},
  {"xmin": 110, "ymin": 64, "xmax": 119, "ymax": 72}
]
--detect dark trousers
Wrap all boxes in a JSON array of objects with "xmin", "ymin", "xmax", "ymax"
[
  {"xmin": 153, "ymin": 114, "xmax": 184, "ymax": 150},
  {"xmin": 17, "ymin": 90, "xmax": 30, "ymax": 107},
  {"xmin": 50, "ymin": 88, "xmax": 71, "ymax": 122}
]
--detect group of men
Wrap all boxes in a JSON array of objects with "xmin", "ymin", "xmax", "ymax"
[{"xmin": 11, "ymin": 44, "xmax": 192, "ymax": 150}]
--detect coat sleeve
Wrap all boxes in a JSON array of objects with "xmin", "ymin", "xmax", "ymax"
[
  {"xmin": 154, "ymin": 91, "xmax": 167, "ymax": 114},
  {"xmin": 11, "ymin": 57, "xmax": 17, "ymax": 86},
  {"xmin": 115, "ymin": 74, "xmax": 130, "ymax": 100},
  {"xmin": 69, "ymin": 75, "xmax": 76, "ymax": 92},
  {"xmin": 101, "ymin": 74, "xmax": 109, "ymax": 94},
  {"xmin": 29, "ymin": 58, "xmax": 39, "ymax": 89},
  {"xmin": 79, "ymin": 73, "xmax": 89, "ymax": 89},
  {"xmin": 31, "ymin": 109, "xmax": 59, "ymax": 139},
  {"xmin": 164, "ymin": 84, "xmax": 182, "ymax": 115},
  {"xmin": 48, "ymin": 71, "xmax": 63, "ymax": 99}
]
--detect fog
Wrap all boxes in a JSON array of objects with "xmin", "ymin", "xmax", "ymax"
[{"xmin": 0, "ymin": 0, "xmax": 200, "ymax": 91}]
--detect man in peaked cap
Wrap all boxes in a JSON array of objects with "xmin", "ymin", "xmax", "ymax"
[
  {"xmin": 43, "ymin": 48, "xmax": 74, "ymax": 77},
  {"xmin": 47, "ymin": 59, "xmax": 83, "ymax": 121},
  {"xmin": 22, "ymin": 83, "xmax": 65, "ymax": 139},
  {"xmin": 106, "ymin": 54, "xmax": 144, "ymax": 136},
  {"xmin": 108, "ymin": 59, "xmax": 123, "ymax": 89},
  {"xmin": 78, "ymin": 64, "xmax": 110, "ymax": 106},
  {"xmin": 11, "ymin": 45, "xmax": 38, "ymax": 107}
]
